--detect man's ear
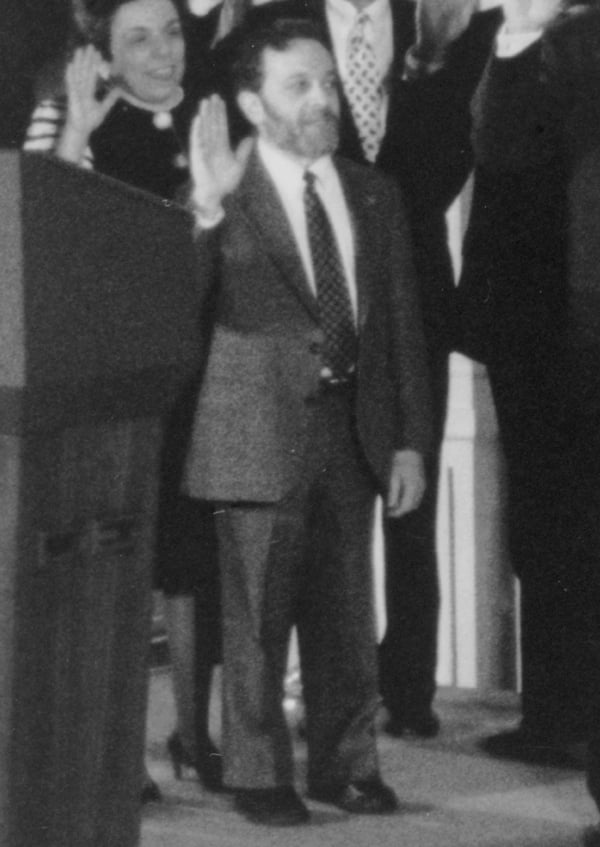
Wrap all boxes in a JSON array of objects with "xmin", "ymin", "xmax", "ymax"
[{"xmin": 236, "ymin": 90, "xmax": 264, "ymax": 127}]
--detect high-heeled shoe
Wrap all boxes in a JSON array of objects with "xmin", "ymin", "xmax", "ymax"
[
  {"xmin": 167, "ymin": 732, "xmax": 195, "ymax": 780},
  {"xmin": 167, "ymin": 732, "xmax": 224, "ymax": 792}
]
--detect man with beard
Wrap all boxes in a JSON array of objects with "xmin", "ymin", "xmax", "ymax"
[
  {"xmin": 182, "ymin": 18, "xmax": 433, "ymax": 826},
  {"xmin": 204, "ymin": 0, "xmax": 502, "ymax": 740}
]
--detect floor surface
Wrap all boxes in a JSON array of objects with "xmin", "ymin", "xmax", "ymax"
[{"xmin": 141, "ymin": 668, "xmax": 600, "ymax": 847}]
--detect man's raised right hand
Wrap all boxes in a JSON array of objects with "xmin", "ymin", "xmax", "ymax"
[{"xmin": 189, "ymin": 95, "xmax": 253, "ymax": 220}]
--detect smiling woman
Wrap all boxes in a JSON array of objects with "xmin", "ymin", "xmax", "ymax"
[
  {"xmin": 93, "ymin": 0, "xmax": 186, "ymax": 106},
  {"xmin": 24, "ymin": 0, "xmax": 194, "ymax": 197}
]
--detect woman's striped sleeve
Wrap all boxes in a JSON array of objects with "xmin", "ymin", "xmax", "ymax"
[{"xmin": 23, "ymin": 99, "xmax": 94, "ymax": 169}]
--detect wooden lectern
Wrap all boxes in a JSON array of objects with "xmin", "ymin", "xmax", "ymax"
[{"xmin": 0, "ymin": 151, "xmax": 203, "ymax": 847}]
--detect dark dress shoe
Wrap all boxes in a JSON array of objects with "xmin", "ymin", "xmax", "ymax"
[
  {"xmin": 307, "ymin": 778, "xmax": 399, "ymax": 814},
  {"xmin": 233, "ymin": 786, "xmax": 310, "ymax": 826},
  {"xmin": 384, "ymin": 710, "xmax": 440, "ymax": 739},
  {"xmin": 480, "ymin": 728, "xmax": 578, "ymax": 767}
]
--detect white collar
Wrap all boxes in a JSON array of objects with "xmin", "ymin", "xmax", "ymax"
[
  {"xmin": 326, "ymin": 0, "xmax": 390, "ymax": 25},
  {"xmin": 118, "ymin": 85, "xmax": 183, "ymax": 114},
  {"xmin": 257, "ymin": 137, "xmax": 336, "ymax": 190},
  {"xmin": 187, "ymin": 0, "xmax": 221, "ymax": 15}
]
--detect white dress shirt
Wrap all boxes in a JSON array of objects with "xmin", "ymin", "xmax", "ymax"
[
  {"xmin": 326, "ymin": 0, "xmax": 393, "ymax": 134},
  {"xmin": 257, "ymin": 137, "xmax": 358, "ymax": 322}
]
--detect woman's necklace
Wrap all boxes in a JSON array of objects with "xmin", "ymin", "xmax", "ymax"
[{"xmin": 153, "ymin": 110, "xmax": 174, "ymax": 130}]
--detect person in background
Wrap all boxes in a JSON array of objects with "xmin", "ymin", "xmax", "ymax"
[
  {"xmin": 213, "ymin": 0, "xmax": 501, "ymax": 741},
  {"xmin": 458, "ymin": 0, "xmax": 600, "ymax": 770},
  {"xmin": 24, "ymin": 0, "xmax": 223, "ymax": 795}
]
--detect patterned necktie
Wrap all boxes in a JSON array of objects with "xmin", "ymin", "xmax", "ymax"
[
  {"xmin": 345, "ymin": 12, "xmax": 383, "ymax": 164},
  {"xmin": 303, "ymin": 170, "xmax": 357, "ymax": 380}
]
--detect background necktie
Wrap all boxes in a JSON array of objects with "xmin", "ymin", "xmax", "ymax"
[
  {"xmin": 303, "ymin": 170, "xmax": 357, "ymax": 380},
  {"xmin": 345, "ymin": 12, "xmax": 384, "ymax": 164}
]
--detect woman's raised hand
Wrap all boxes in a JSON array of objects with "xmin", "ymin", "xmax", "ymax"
[
  {"xmin": 57, "ymin": 46, "xmax": 120, "ymax": 163},
  {"xmin": 65, "ymin": 46, "xmax": 120, "ymax": 133}
]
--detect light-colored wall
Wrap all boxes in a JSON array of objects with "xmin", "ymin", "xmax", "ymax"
[
  {"xmin": 373, "ymin": 192, "xmax": 519, "ymax": 695},
  {"xmin": 372, "ymin": 353, "xmax": 518, "ymax": 694}
]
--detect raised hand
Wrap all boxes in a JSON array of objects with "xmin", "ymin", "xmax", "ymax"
[
  {"xmin": 65, "ymin": 46, "xmax": 119, "ymax": 133},
  {"xmin": 57, "ymin": 46, "xmax": 120, "ymax": 163},
  {"xmin": 414, "ymin": 0, "xmax": 479, "ymax": 63},
  {"xmin": 502, "ymin": 0, "xmax": 564, "ymax": 32},
  {"xmin": 189, "ymin": 95, "xmax": 253, "ymax": 218}
]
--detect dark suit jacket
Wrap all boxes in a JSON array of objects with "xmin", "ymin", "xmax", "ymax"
[
  {"xmin": 459, "ymin": 7, "xmax": 600, "ymax": 400},
  {"xmin": 184, "ymin": 149, "xmax": 432, "ymax": 502},
  {"xmin": 213, "ymin": 1, "xmax": 500, "ymax": 352}
]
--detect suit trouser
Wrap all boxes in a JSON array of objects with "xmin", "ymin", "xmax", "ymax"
[
  {"xmin": 488, "ymin": 343, "xmax": 600, "ymax": 739},
  {"xmin": 379, "ymin": 349, "xmax": 448, "ymax": 719},
  {"xmin": 215, "ymin": 385, "xmax": 381, "ymax": 790}
]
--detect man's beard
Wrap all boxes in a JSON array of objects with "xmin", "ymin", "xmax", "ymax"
[{"xmin": 263, "ymin": 104, "xmax": 340, "ymax": 161}]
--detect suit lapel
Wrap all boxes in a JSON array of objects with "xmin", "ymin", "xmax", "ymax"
[
  {"xmin": 377, "ymin": 0, "xmax": 416, "ymax": 161},
  {"xmin": 232, "ymin": 149, "xmax": 375, "ymax": 333},
  {"xmin": 391, "ymin": 0, "xmax": 418, "ymax": 62},
  {"xmin": 233, "ymin": 148, "xmax": 321, "ymax": 323}
]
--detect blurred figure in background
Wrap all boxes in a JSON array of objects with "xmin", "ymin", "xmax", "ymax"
[
  {"xmin": 24, "ymin": 0, "xmax": 224, "ymax": 795},
  {"xmin": 459, "ymin": 0, "xmax": 600, "ymax": 770}
]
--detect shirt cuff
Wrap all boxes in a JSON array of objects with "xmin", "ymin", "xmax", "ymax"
[
  {"xmin": 391, "ymin": 448, "xmax": 423, "ymax": 467},
  {"xmin": 192, "ymin": 205, "xmax": 225, "ymax": 232},
  {"xmin": 495, "ymin": 23, "xmax": 543, "ymax": 57}
]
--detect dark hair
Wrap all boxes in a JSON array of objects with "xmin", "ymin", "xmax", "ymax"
[
  {"xmin": 230, "ymin": 17, "xmax": 330, "ymax": 95},
  {"xmin": 70, "ymin": 0, "xmax": 186, "ymax": 59}
]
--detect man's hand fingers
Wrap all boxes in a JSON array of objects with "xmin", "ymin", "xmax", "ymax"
[
  {"xmin": 386, "ymin": 452, "xmax": 426, "ymax": 518},
  {"xmin": 386, "ymin": 477, "xmax": 421, "ymax": 518},
  {"xmin": 235, "ymin": 136, "xmax": 254, "ymax": 168}
]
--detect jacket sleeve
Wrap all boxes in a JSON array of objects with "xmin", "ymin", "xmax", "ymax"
[
  {"xmin": 386, "ymin": 183, "xmax": 434, "ymax": 457},
  {"xmin": 23, "ymin": 97, "xmax": 94, "ymax": 169},
  {"xmin": 472, "ymin": 7, "xmax": 598, "ymax": 172}
]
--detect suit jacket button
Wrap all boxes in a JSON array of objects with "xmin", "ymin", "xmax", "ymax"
[{"xmin": 309, "ymin": 342, "xmax": 321, "ymax": 355}]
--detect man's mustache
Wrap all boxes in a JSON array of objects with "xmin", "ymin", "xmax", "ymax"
[{"xmin": 302, "ymin": 108, "xmax": 339, "ymax": 125}]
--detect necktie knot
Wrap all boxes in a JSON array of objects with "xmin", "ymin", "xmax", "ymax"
[
  {"xmin": 304, "ymin": 169, "xmax": 317, "ymax": 192},
  {"xmin": 350, "ymin": 12, "xmax": 371, "ymax": 48}
]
